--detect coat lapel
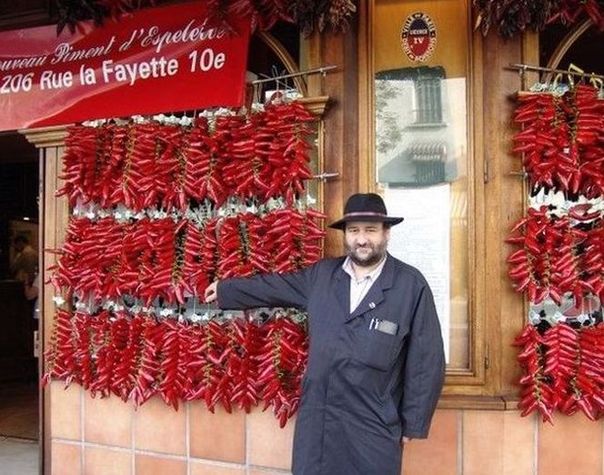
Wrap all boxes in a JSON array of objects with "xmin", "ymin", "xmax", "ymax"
[
  {"xmin": 334, "ymin": 261, "xmax": 351, "ymax": 315},
  {"xmin": 345, "ymin": 254, "xmax": 395, "ymax": 321}
]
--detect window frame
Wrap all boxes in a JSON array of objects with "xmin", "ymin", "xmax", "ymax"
[{"xmin": 357, "ymin": 0, "xmax": 488, "ymax": 395}]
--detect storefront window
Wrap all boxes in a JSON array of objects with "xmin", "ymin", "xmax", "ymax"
[{"xmin": 372, "ymin": 0, "xmax": 471, "ymax": 370}]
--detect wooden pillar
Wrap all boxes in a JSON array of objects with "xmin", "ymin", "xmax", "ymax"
[{"xmin": 21, "ymin": 125, "xmax": 69, "ymax": 475}]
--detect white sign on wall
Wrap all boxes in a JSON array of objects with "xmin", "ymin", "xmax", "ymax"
[{"xmin": 384, "ymin": 185, "xmax": 451, "ymax": 362}]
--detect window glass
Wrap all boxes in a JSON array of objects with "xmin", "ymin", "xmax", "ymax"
[{"xmin": 374, "ymin": 0, "xmax": 470, "ymax": 369}]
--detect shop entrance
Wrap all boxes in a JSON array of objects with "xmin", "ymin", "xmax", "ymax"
[{"xmin": 0, "ymin": 131, "xmax": 40, "ymax": 474}]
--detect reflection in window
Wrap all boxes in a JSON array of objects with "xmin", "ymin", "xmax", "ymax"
[
  {"xmin": 375, "ymin": 68, "xmax": 469, "ymax": 369},
  {"xmin": 376, "ymin": 67, "xmax": 465, "ymax": 187}
]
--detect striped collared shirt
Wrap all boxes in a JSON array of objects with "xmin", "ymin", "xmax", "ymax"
[{"xmin": 342, "ymin": 255, "xmax": 387, "ymax": 313}]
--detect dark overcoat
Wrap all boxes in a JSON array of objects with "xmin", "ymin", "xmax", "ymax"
[{"xmin": 218, "ymin": 254, "xmax": 445, "ymax": 475}]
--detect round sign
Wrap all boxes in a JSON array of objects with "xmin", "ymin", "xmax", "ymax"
[{"xmin": 401, "ymin": 12, "xmax": 437, "ymax": 62}]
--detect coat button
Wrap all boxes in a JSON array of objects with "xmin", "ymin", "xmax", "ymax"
[{"xmin": 369, "ymin": 302, "xmax": 376, "ymax": 309}]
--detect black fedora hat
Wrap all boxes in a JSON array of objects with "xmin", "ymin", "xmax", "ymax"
[{"xmin": 328, "ymin": 193, "xmax": 404, "ymax": 230}]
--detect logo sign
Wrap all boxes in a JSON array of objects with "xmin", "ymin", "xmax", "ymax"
[
  {"xmin": 0, "ymin": 1, "xmax": 251, "ymax": 131},
  {"xmin": 401, "ymin": 12, "xmax": 437, "ymax": 62}
]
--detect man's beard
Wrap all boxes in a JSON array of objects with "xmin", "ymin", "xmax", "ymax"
[{"xmin": 345, "ymin": 242, "xmax": 387, "ymax": 267}]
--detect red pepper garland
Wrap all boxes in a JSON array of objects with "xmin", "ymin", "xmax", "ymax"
[
  {"xmin": 508, "ymin": 84, "xmax": 604, "ymax": 422},
  {"xmin": 57, "ymin": 103, "xmax": 317, "ymax": 209},
  {"xmin": 55, "ymin": 0, "xmax": 357, "ymax": 36},
  {"xmin": 512, "ymin": 86, "xmax": 604, "ymax": 198},
  {"xmin": 474, "ymin": 0, "xmax": 604, "ymax": 38},
  {"xmin": 45, "ymin": 102, "xmax": 325, "ymax": 426}
]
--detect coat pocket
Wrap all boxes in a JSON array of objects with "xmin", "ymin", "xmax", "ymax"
[{"xmin": 357, "ymin": 329, "xmax": 402, "ymax": 371}]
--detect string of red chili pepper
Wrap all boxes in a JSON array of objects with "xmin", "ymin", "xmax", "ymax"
[
  {"xmin": 205, "ymin": 115, "xmax": 244, "ymax": 206},
  {"xmin": 513, "ymin": 86, "xmax": 604, "ymax": 197},
  {"xmin": 136, "ymin": 219, "xmax": 191, "ymax": 305},
  {"xmin": 217, "ymin": 213, "xmax": 271, "ymax": 279},
  {"xmin": 158, "ymin": 318, "xmax": 190, "ymax": 410},
  {"xmin": 264, "ymin": 102, "xmax": 315, "ymax": 205},
  {"xmin": 43, "ymin": 309, "xmax": 308, "ymax": 421},
  {"xmin": 56, "ymin": 125, "xmax": 97, "ymax": 206},
  {"xmin": 59, "ymin": 104, "xmax": 317, "ymax": 209},
  {"xmin": 574, "ymin": 85, "xmax": 604, "ymax": 199},
  {"xmin": 41, "ymin": 309, "xmax": 77, "ymax": 386},
  {"xmin": 266, "ymin": 208, "xmax": 326, "ymax": 273},
  {"xmin": 72, "ymin": 310, "xmax": 95, "ymax": 391},
  {"xmin": 229, "ymin": 316, "xmax": 262, "ymax": 412},
  {"xmin": 506, "ymin": 206, "xmax": 604, "ymax": 304},
  {"xmin": 51, "ymin": 208, "xmax": 325, "ymax": 305},
  {"xmin": 48, "ymin": 104, "xmax": 324, "ymax": 423},
  {"xmin": 183, "ymin": 118, "xmax": 213, "ymax": 204},
  {"xmin": 256, "ymin": 313, "xmax": 308, "ymax": 427},
  {"xmin": 574, "ymin": 324, "xmax": 604, "ymax": 417},
  {"xmin": 542, "ymin": 323, "xmax": 580, "ymax": 414},
  {"xmin": 88, "ymin": 311, "xmax": 118, "ymax": 397},
  {"xmin": 131, "ymin": 318, "xmax": 164, "ymax": 406},
  {"xmin": 474, "ymin": 0, "xmax": 604, "ymax": 38},
  {"xmin": 515, "ymin": 324, "xmax": 555, "ymax": 423},
  {"xmin": 516, "ymin": 322, "xmax": 604, "ymax": 421},
  {"xmin": 112, "ymin": 313, "xmax": 145, "ymax": 402},
  {"xmin": 183, "ymin": 219, "xmax": 214, "ymax": 298},
  {"xmin": 547, "ymin": 0, "xmax": 604, "ymax": 29},
  {"xmin": 202, "ymin": 319, "xmax": 231, "ymax": 412}
]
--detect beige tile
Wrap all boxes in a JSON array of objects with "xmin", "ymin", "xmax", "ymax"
[
  {"xmin": 190, "ymin": 402, "xmax": 245, "ymax": 463},
  {"xmin": 463, "ymin": 411, "xmax": 504, "ymax": 475},
  {"xmin": 190, "ymin": 461, "xmax": 245, "ymax": 475},
  {"xmin": 539, "ymin": 414, "xmax": 603, "ymax": 475},
  {"xmin": 84, "ymin": 393, "xmax": 133, "ymax": 447},
  {"xmin": 51, "ymin": 442, "xmax": 81, "ymax": 475},
  {"xmin": 134, "ymin": 396, "xmax": 185, "ymax": 455},
  {"xmin": 50, "ymin": 380, "xmax": 81, "ymax": 440},
  {"xmin": 247, "ymin": 408, "xmax": 295, "ymax": 470},
  {"xmin": 402, "ymin": 409, "xmax": 458, "ymax": 475},
  {"xmin": 135, "ymin": 454, "xmax": 186, "ymax": 475},
  {"xmin": 502, "ymin": 411, "xmax": 535, "ymax": 475},
  {"xmin": 84, "ymin": 446, "xmax": 131, "ymax": 475}
]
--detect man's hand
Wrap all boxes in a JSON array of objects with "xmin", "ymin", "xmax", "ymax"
[
  {"xmin": 401, "ymin": 437, "xmax": 411, "ymax": 446},
  {"xmin": 204, "ymin": 281, "xmax": 219, "ymax": 303}
]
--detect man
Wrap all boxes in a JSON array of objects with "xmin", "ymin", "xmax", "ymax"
[
  {"xmin": 10, "ymin": 235, "xmax": 37, "ymax": 284},
  {"xmin": 205, "ymin": 193, "xmax": 445, "ymax": 475}
]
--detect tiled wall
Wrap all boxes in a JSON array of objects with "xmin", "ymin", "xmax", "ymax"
[{"xmin": 49, "ymin": 381, "xmax": 604, "ymax": 474}]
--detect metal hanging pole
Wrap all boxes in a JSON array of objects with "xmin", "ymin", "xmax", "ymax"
[
  {"xmin": 251, "ymin": 65, "xmax": 338, "ymax": 85},
  {"xmin": 508, "ymin": 63, "xmax": 604, "ymax": 81}
]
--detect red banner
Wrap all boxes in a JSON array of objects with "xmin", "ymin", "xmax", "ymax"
[{"xmin": 0, "ymin": 1, "xmax": 251, "ymax": 131}]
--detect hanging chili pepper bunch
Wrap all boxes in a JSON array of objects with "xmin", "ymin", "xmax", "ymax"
[
  {"xmin": 55, "ymin": 0, "xmax": 155, "ymax": 34},
  {"xmin": 217, "ymin": 213, "xmax": 270, "ymax": 279},
  {"xmin": 547, "ymin": 0, "xmax": 604, "ymax": 29},
  {"xmin": 263, "ymin": 101, "xmax": 316, "ymax": 204},
  {"xmin": 55, "ymin": 0, "xmax": 357, "ymax": 38},
  {"xmin": 50, "ymin": 216, "xmax": 192, "ymax": 304},
  {"xmin": 51, "ymin": 207, "xmax": 325, "ymax": 304},
  {"xmin": 515, "ymin": 322, "xmax": 604, "ymax": 421},
  {"xmin": 265, "ymin": 207, "xmax": 325, "ymax": 273},
  {"xmin": 58, "ymin": 104, "xmax": 317, "ymax": 209},
  {"xmin": 509, "ymin": 80, "xmax": 604, "ymax": 422},
  {"xmin": 218, "ymin": 102, "xmax": 315, "ymax": 204},
  {"xmin": 506, "ymin": 205, "xmax": 604, "ymax": 305},
  {"xmin": 43, "ymin": 308, "xmax": 308, "ymax": 423},
  {"xmin": 512, "ymin": 85, "xmax": 604, "ymax": 198},
  {"xmin": 473, "ymin": 0, "xmax": 604, "ymax": 38},
  {"xmin": 47, "ymin": 100, "xmax": 324, "ymax": 425},
  {"xmin": 256, "ymin": 310, "xmax": 308, "ymax": 427}
]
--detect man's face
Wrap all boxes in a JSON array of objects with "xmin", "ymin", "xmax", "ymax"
[{"xmin": 344, "ymin": 221, "xmax": 390, "ymax": 267}]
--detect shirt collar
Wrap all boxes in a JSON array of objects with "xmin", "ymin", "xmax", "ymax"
[{"xmin": 342, "ymin": 254, "xmax": 387, "ymax": 283}]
